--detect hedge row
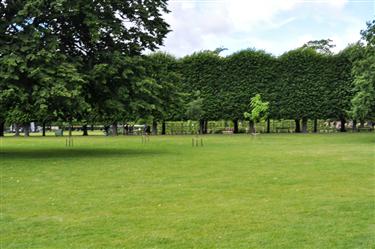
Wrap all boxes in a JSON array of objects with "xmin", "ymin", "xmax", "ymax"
[{"xmin": 178, "ymin": 48, "xmax": 353, "ymax": 126}]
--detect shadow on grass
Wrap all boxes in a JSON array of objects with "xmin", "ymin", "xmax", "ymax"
[{"xmin": 0, "ymin": 147, "xmax": 166, "ymax": 160}]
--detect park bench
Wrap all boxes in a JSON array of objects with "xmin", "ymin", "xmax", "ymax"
[
  {"xmin": 358, "ymin": 127, "xmax": 373, "ymax": 132},
  {"xmin": 276, "ymin": 127, "xmax": 290, "ymax": 133},
  {"xmin": 222, "ymin": 130, "xmax": 233, "ymax": 134},
  {"xmin": 55, "ymin": 129, "xmax": 63, "ymax": 136},
  {"xmin": 320, "ymin": 127, "xmax": 336, "ymax": 133}
]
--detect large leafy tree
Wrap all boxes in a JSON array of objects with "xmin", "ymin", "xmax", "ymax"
[
  {"xmin": 0, "ymin": 50, "xmax": 87, "ymax": 133},
  {"xmin": 144, "ymin": 52, "xmax": 183, "ymax": 135},
  {"xmin": 0, "ymin": 0, "xmax": 170, "ymax": 136},
  {"xmin": 88, "ymin": 53, "xmax": 159, "ymax": 135},
  {"xmin": 350, "ymin": 20, "xmax": 375, "ymax": 123},
  {"xmin": 302, "ymin": 39, "xmax": 336, "ymax": 54},
  {"xmin": 0, "ymin": 7, "xmax": 87, "ymax": 135},
  {"xmin": 1, "ymin": 0, "xmax": 170, "ymax": 57}
]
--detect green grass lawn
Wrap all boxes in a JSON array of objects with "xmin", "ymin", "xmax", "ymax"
[{"xmin": 1, "ymin": 134, "xmax": 374, "ymax": 249}]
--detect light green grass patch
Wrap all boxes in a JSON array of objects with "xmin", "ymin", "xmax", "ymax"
[{"xmin": 1, "ymin": 134, "xmax": 374, "ymax": 248}]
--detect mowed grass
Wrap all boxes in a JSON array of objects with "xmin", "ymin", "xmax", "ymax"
[{"xmin": 1, "ymin": 134, "xmax": 374, "ymax": 249}]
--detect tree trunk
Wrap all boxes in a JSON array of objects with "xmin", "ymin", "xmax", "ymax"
[
  {"xmin": 266, "ymin": 118, "xmax": 270, "ymax": 133},
  {"xmin": 82, "ymin": 124, "xmax": 88, "ymax": 136},
  {"xmin": 91, "ymin": 124, "xmax": 94, "ymax": 131},
  {"xmin": 295, "ymin": 119, "xmax": 301, "ymax": 133},
  {"xmin": 301, "ymin": 117, "xmax": 308, "ymax": 133},
  {"xmin": 352, "ymin": 119, "xmax": 357, "ymax": 132},
  {"xmin": 69, "ymin": 123, "xmax": 72, "ymax": 137},
  {"xmin": 104, "ymin": 125, "xmax": 109, "ymax": 136},
  {"xmin": 233, "ymin": 119, "xmax": 239, "ymax": 134},
  {"xmin": 204, "ymin": 120, "xmax": 208, "ymax": 134},
  {"xmin": 199, "ymin": 119, "xmax": 204, "ymax": 134},
  {"xmin": 112, "ymin": 122, "xmax": 118, "ymax": 136},
  {"xmin": 162, "ymin": 121, "xmax": 166, "ymax": 135},
  {"xmin": 152, "ymin": 120, "xmax": 158, "ymax": 135},
  {"xmin": 313, "ymin": 119, "xmax": 318, "ymax": 133},
  {"xmin": 0, "ymin": 119, "xmax": 4, "ymax": 137},
  {"xmin": 42, "ymin": 122, "xmax": 46, "ymax": 136},
  {"xmin": 24, "ymin": 123, "xmax": 30, "ymax": 137},
  {"xmin": 14, "ymin": 124, "xmax": 20, "ymax": 136},
  {"xmin": 359, "ymin": 120, "xmax": 365, "ymax": 128},
  {"xmin": 340, "ymin": 117, "xmax": 346, "ymax": 132},
  {"xmin": 248, "ymin": 120, "xmax": 255, "ymax": 133}
]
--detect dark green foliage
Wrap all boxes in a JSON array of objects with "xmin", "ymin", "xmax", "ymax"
[
  {"xmin": 0, "ymin": 0, "xmax": 170, "ymax": 135},
  {"xmin": 0, "ymin": 0, "xmax": 170, "ymax": 57},
  {"xmin": 221, "ymin": 49, "xmax": 277, "ymax": 120},
  {"xmin": 350, "ymin": 20, "xmax": 375, "ymax": 120},
  {"xmin": 185, "ymin": 91, "xmax": 205, "ymax": 121},
  {"xmin": 0, "ymin": 28, "xmax": 87, "ymax": 125},
  {"xmin": 180, "ymin": 51, "xmax": 224, "ymax": 120},
  {"xmin": 88, "ymin": 53, "xmax": 156, "ymax": 125},
  {"xmin": 325, "ymin": 49, "xmax": 355, "ymax": 120},
  {"xmin": 144, "ymin": 52, "xmax": 183, "ymax": 122},
  {"xmin": 278, "ymin": 48, "xmax": 332, "ymax": 120},
  {"xmin": 179, "ymin": 47, "xmax": 355, "ymax": 123}
]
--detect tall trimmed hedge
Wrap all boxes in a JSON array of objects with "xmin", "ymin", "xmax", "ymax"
[
  {"xmin": 178, "ymin": 48, "xmax": 355, "ymax": 127},
  {"xmin": 221, "ymin": 49, "xmax": 278, "ymax": 121},
  {"xmin": 179, "ymin": 51, "xmax": 224, "ymax": 121},
  {"xmin": 326, "ymin": 50, "xmax": 354, "ymax": 121},
  {"xmin": 278, "ymin": 48, "xmax": 331, "ymax": 120}
]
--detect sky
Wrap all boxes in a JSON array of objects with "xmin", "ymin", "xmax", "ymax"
[{"xmin": 158, "ymin": 0, "xmax": 375, "ymax": 57}]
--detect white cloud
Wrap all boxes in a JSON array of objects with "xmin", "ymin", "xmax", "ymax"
[
  {"xmin": 159, "ymin": 0, "xmax": 362, "ymax": 56},
  {"xmin": 225, "ymin": 0, "xmax": 298, "ymax": 31},
  {"xmin": 325, "ymin": 0, "xmax": 348, "ymax": 9},
  {"xmin": 331, "ymin": 23, "xmax": 363, "ymax": 53}
]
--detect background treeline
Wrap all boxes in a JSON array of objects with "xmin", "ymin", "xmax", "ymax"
[
  {"xmin": 177, "ymin": 28, "xmax": 375, "ymax": 134},
  {"xmin": 3, "ymin": 44, "xmax": 372, "ymax": 136},
  {"xmin": 0, "ymin": 1, "xmax": 374, "ymax": 136},
  {"xmin": 178, "ymin": 46, "xmax": 356, "ymax": 134}
]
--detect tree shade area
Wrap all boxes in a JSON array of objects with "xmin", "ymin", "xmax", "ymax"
[{"xmin": 0, "ymin": 2, "xmax": 374, "ymax": 136}]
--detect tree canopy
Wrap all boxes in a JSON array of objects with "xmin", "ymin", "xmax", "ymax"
[
  {"xmin": 0, "ymin": 0, "xmax": 170, "ymax": 135},
  {"xmin": 350, "ymin": 20, "xmax": 375, "ymax": 121}
]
